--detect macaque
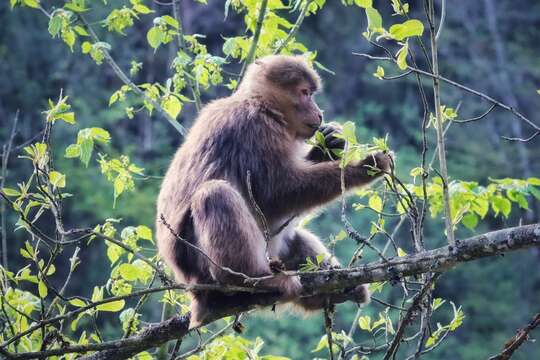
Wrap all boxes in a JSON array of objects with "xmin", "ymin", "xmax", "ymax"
[{"xmin": 156, "ymin": 55, "xmax": 392, "ymax": 327}]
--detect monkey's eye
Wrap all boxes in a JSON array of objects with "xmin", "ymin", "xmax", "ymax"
[{"xmin": 300, "ymin": 89, "xmax": 310, "ymax": 96}]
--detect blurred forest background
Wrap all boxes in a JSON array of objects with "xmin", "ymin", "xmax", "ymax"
[{"xmin": 1, "ymin": 0, "xmax": 540, "ymax": 359}]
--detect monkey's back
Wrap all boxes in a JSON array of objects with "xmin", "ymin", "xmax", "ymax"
[{"xmin": 155, "ymin": 96, "xmax": 288, "ymax": 283}]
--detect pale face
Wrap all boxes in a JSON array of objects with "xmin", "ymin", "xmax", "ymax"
[{"xmin": 288, "ymin": 80, "xmax": 323, "ymax": 139}]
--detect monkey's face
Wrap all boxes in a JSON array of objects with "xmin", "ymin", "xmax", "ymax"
[{"xmin": 287, "ymin": 80, "xmax": 323, "ymax": 139}]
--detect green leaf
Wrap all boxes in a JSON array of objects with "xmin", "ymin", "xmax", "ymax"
[
  {"xmin": 118, "ymin": 263, "xmax": 139, "ymax": 281},
  {"xmin": 23, "ymin": 0, "xmax": 39, "ymax": 8},
  {"xmin": 222, "ymin": 37, "xmax": 238, "ymax": 56},
  {"xmin": 161, "ymin": 95, "xmax": 182, "ymax": 119},
  {"xmin": 461, "ymin": 213, "xmax": 478, "ymax": 230},
  {"xmin": 365, "ymin": 7, "xmax": 382, "ymax": 31},
  {"xmin": 410, "ymin": 167, "xmax": 423, "ymax": 178},
  {"xmin": 368, "ymin": 194, "xmax": 383, "ymax": 212},
  {"xmin": 2, "ymin": 187, "xmax": 21, "ymax": 197},
  {"xmin": 90, "ymin": 127, "xmax": 111, "ymax": 143},
  {"xmin": 69, "ymin": 298, "xmax": 87, "ymax": 307},
  {"xmin": 358, "ymin": 316, "xmax": 371, "ymax": 331},
  {"xmin": 57, "ymin": 112, "xmax": 75, "ymax": 124},
  {"xmin": 74, "ymin": 25, "xmax": 89, "ymax": 36},
  {"xmin": 96, "ymin": 299, "xmax": 125, "ymax": 312},
  {"xmin": 147, "ymin": 27, "xmax": 163, "ymax": 49},
  {"xmin": 65, "ymin": 144, "xmax": 80, "ymax": 158},
  {"xmin": 529, "ymin": 186, "xmax": 540, "ymax": 201},
  {"xmin": 79, "ymin": 138, "xmax": 94, "ymax": 167},
  {"xmin": 396, "ymin": 42, "xmax": 409, "ymax": 70},
  {"xmin": 341, "ymin": 121, "xmax": 357, "ymax": 144},
  {"xmin": 492, "ymin": 196, "xmax": 511, "ymax": 218},
  {"xmin": 334, "ymin": 230, "xmax": 347, "ymax": 241},
  {"xmin": 354, "ymin": 0, "xmax": 372, "ymax": 8},
  {"xmin": 82, "ymin": 41, "xmax": 92, "ymax": 54},
  {"xmin": 425, "ymin": 334, "xmax": 437, "ymax": 347},
  {"xmin": 528, "ymin": 177, "xmax": 540, "ymax": 186},
  {"xmin": 62, "ymin": 29, "xmax": 76, "ymax": 51},
  {"xmin": 472, "ymin": 197, "xmax": 489, "ymax": 218},
  {"xmin": 65, "ymin": 1, "xmax": 88, "ymax": 12},
  {"xmin": 133, "ymin": 4, "xmax": 153, "ymax": 14},
  {"xmin": 38, "ymin": 280, "xmax": 48, "ymax": 298},
  {"xmin": 114, "ymin": 177, "xmax": 126, "ymax": 200},
  {"xmin": 373, "ymin": 65, "xmax": 384, "ymax": 80},
  {"xmin": 312, "ymin": 335, "xmax": 328, "ymax": 352},
  {"xmin": 162, "ymin": 15, "xmax": 179, "ymax": 29},
  {"xmin": 20, "ymin": 248, "xmax": 32, "ymax": 259},
  {"xmin": 432, "ymin": 298, "xmax": 446, "ymax": 311},
  {"xmin": 389, "ymin": 19, "xmax": 424, "ymax": 41},
  {"xmin": 48, "ymin": 15, "xmax": 62, "ymax": 36},
  {"xmin": 49, "ymin": 171, "xmax": 66, "ymax": 188},
  {"xmin": 397, "ymin": 247, "xmax": 407, "ymax": 257},
  {"xmin": 514, "ymin": 193, "xmax": 529, "ymax": 209},
  {"xmin": 107, "ymin": 244, "xmax": 123, "ymax": 265},
  {"xmin": 136, "ymin": 225, "xmax": 153, "ymax": 241}
]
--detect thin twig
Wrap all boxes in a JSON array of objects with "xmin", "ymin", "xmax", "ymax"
[
  {"xmin": 351, "ymin": 53, "xmax": 540, "ymax": 134},
  {"xmin": 171, "ymin": 0, "xmax": 202, "ymax": 112},
  {"xmin": 382, "ymin": 274, "xmax": 440, "ymax": 360},
  {"xmin": 452, "ymin": 104, "xmax": 497, "ymax": 123},
  {"xmin": 77, "ymin": 15, "xmax": 187, "ymax": 135},
  {"xmin": 488, "ymin": 312, "xmax": 540, "ymax": 360},
  {"xmin": 273, "ymin": 0, "xmax": 313, "ymax": 54},
  {"xmin": 1, "ymin": 110, "xmax": 18, "ymax": 270},
  {"xmin": 175, "ymin": 316, "xmax": 240, "ymax": 359},
  {"xmin": 435, "ymin": 0, "xmax": 446, "ymax": 41},
  {"xmin": 238, "ymin": 0, "xmax": 269, "ymax": 80},
  {"xmin": 426, "ymin": 0, "xmax": 454, "ymax": 246}
]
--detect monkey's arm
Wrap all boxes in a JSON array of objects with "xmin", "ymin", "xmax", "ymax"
[
  {"xmin": 306, "ymin": 123, "xmax": 345, "ymax": 163},
  {"xmin": 263, "ymin": 151, "xmax": 392, "ymax": 219}
]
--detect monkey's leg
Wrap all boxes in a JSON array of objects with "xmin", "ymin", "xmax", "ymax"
[
  {"xmin": 280, "ymin": 228, "xmax": 370, "ymax": 310},
  {"xmin": 190, "ymin": 180, "xmax": 302, "ymax": 325}
]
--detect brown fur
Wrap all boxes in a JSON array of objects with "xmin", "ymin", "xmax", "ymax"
[{"xmin": 156, "ymin": 55, "xmax": 391, "ymax": 327}]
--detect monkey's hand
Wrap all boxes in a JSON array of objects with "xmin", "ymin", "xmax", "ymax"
[
  {"xmin": 358, "ymin": 151, "xmax": 394, "ymax": 176},
  {"xmin": 306, "ymin": 122, "xmax": 346, "ymax": 162},
  {"xmin": 345, "ymin": 284, "xmax": 371, "ymax": 305}
]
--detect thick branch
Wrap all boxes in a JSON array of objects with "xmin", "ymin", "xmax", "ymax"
[{"xmin": 7, "ymin": 223, "xmax": 539, "ymax": 360}]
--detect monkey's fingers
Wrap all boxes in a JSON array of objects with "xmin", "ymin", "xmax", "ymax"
[
  {"xmin": 320, "ymin": 123, "xmax": 342, "ymax": 136},
  {"xmin": 326, "ymin": 137, "xmax": 345, "ymax": 150}
]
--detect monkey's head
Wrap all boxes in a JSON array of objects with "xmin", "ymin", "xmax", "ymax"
[{"xmin": 240, "ymin": 55, "xmax": 324, "ymax": 139}]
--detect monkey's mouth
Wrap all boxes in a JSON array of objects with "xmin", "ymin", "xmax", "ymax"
[{"xmin": 306, "ymin": 123, "xmax": 321, "ymax": 131}]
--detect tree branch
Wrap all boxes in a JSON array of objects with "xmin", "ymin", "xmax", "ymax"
[
  {"xmin": 488, "ymin": 312, "xmax": 540, "ymax": 360},
  {"xmin": 352, "ymin": 53, "xmax": 540, "ymax": 135},
  {"xmin": 273, "ymin": 0, "xmax": 313, "ymax": 54},
  {"xmin": 238, "ymin": 0, "xmax": 268, "ymax": 80},
  {"xmin": 4, "ymin": 223, "xmax": 534, "ymax": 360},
  {"xmin": 78, "ymin": 15, "xmax": 187, "ymax": 135},
  {"xmin": 427, "ymin": 0, "xmax": 455, "ymax": 246}
]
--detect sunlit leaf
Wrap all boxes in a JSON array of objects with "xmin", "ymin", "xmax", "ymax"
[
  {"xmin": 389, "ymin": 19, "xmax": 424, "ymax": 41},
  {"xmin": 96, "ymin": 299, "xmax": 125, "ymax": 312}
]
